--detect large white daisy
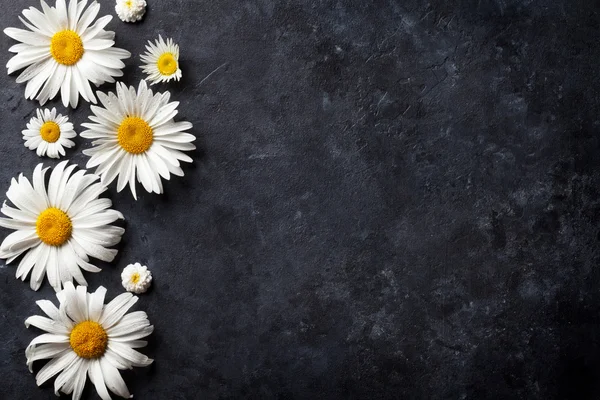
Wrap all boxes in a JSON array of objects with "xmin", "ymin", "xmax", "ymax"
[
  {"xmin": 25, "ymin": 282, "xmax": 153, "ymax": 400},
  {"xmin": 23, "ymin": 107, "xmax": 76, "ymax": 159},
  {"xmin": 81, "ymin": 80, "xmax": 195, "ymax": 199},
  {"xmin": 0, "ymin": 161, "xmax": 124, "ymax": 291},
  {"xmin": 140, "ymin": 35, "xmax": 182, "ymax": 84},
  {"xmin": 4, "ymin": 0, "xmax": 131, "ymax": 108}
]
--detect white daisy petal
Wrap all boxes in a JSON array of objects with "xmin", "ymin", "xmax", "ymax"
[
  {"xmin": 103, "ymin": 348, "xmax": 130, "ymax": 369},
  {"xmin": 25, "ymin": 315, "xmax": 69, "ymax": 335},
  {"xmin": 106, "ymin": 310, "xmax": 150, "ymax": 336},
  {"xmin": 99, "ymin": 292, "xmax": 138, "ymax": 328},
  {"xmin": 88, "ymin": 286, "xmax": 107, "ymax": 322},
  {"xmin": 35, "ymin": 350, "xmax": 78, "ymax": 386},
  {"xmin": 53, "ymin": 356, "xmax": 83, "ymax": 397},
  {"xmin": 5, "ymin": 0, "xmax": 130, "ymax": 107},
  {"xmin": 100, "ymin": 359, "xmax": 132, "ymax": 398},
  {"xmin": 107, "ymin": 341, "xmax": 153, "ymax": 367},
  {"xmin": 30, "ymin": 244, "xmax": 50, "ymax": 290},
  {"xmin": 88, "ymin": 359, "xmax": 112, "ymax": 400},
  {"xmin": 26, "ymin": 344, "xmax": 70, "ymax": 372},
  {"xmin": 16, "ymin": 244, "xmax": 41, "ymax": 281},
  {"xmin": 71, "ymin": 359, "xmax": 89, "ymax": 400}
]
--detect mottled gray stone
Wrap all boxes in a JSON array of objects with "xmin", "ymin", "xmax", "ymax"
[{"xmin": 0, "ymin": 0, "xmax": 599, "ymax": 399}]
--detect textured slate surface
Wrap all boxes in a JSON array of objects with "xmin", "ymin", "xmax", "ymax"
[{"xmin": 0, "ymin": 0, "xmax": 599, "ymax": 399}]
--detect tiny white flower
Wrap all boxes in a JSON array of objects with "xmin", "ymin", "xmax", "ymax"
[
  {"xmin": 22, "ymin": 108, "xmax": 76, "ymax": 159},
  {"xmin": 115, "ymin": 0, "xmax": 147, "ymax": 23},
  {"xmin": 122, "ymin": 262, "xmax": 152, "ymax": 294},
  {"xmin": 140, "ymin": 35, "xmax": 182, "ymax": 84}
]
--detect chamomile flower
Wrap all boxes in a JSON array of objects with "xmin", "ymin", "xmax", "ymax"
[
  {"xmin": 115, "ymin": 0, "xmax": 146, "ymax": 23},
  {"xmin": 0, "ymin": 162, "xmax": 124, "ymax": 291},
  {"xmin": 25, "ymin": 282, "xmax": 153, "ymax": 400},
  {"xmin": 22, "ymin": 108, "xmax": 76, "ymax": 159},
  {"xmin": 121, "ymin": 262, "xmax": 152, "ymax": 294},
  {"xmin": 140, "ymin": 35, "xmax": 182, "ymax": 84},
  {"xmin": 4, "ymin": 0, "xmax": 131, "ymax": 108},
  {"xmin": 81, "ymin": 80, "xmax": 195, "ymax": 199}
]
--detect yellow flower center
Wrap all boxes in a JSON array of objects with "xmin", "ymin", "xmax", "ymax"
[
  {"xmin": 131, "ymin": 272, "xmax": 140, "ymax": 284},
  {"xmin": 36, "ymin": 207, "xmax": 72, "ymax": 246},
  {"xmin": 40, "ymin": 121, "xmax": 61, "ymax": 143},
  {"xmin": 125, "ymin": 0, "xmax": 132, "ymax": 7},
  {"xmin": 157, "ymin": 53, "xmax": 178, "ymax": 76},
  {"xmin": 117, "ymin": 117, "xmax": 153, "ymax": 154},
  {"xmin": 50, "ymin": 30, "xmax": 84, "ymax": 66},
  {"xmin": 69, "ymin": 321, "xmax": 108, "ymax": 359}
]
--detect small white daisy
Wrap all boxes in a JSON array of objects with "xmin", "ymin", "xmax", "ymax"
[
  {"xmin": 81, "ymin": 80, "xmax": 195, "ymax": 199},
  {"xmin": 115, "ymin": 0, "xmax": 147, "ymax": 23},
  {"xmin": 23, "ymin": 108, "xmax": 76, "ymax": 159},
  {"xmin": 25, "ymin": 282, "xmax": 153, "ymax": 400},
  {"xmin": 0, "ymin": 161, "xmax": 124, "ymax": 291},
  {"xmin": 140, "ymin": 35, "xmax": 182, "ymax": 85},
  {"xmin": 121, "ymin": 262, "xmax": 152, "ymax": 293},
  {"xmin": 4, "ymin": 0, "xmax": 131, "ymax": 108}
]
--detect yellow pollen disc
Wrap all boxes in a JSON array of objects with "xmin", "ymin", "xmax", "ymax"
[
  {"xmin": 50, "ymin": 30, "xmax": 84, "ymax": 66},
  {"xmin": 126, "ymin": 0, "xmax": 132, "ymax": 7},
  {"xmin": 40, "ymin": 121, "xmax": 61, "ymax": 143},
  {"xmin": 36, "ymin": 208, "xmax": 72, "ymax": 246},
  {"xmin": 69, "ymin": 321, "xmax": 108, "ymax": 359},
  {"xmin": 117, "ymin": 117, "xmax": 153, "ymax": 154},
  {"xmin": 157, "ymin": 53, "xmax": 178, "ymax": 76},
  {"xmin": 131, "ymin": 272, "xmax": 140, "ymax": 284}
]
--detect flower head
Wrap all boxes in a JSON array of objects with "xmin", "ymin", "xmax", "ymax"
[
  {"xmin": 25, "ymin": 282, "xmax": 153, "ymax": 400},
  {"xmin": 81, "ymin": 80, "xmax": 195, "ymax": 199},
  {"xmin": 140, "ymin": 35, "xmax": 182, "ymax": 85},
  {"xmin": 4, "ymin": 0, "xmax": 131, "ymax": 108},
  {"xmin": 23, "ymin": 108, "xmax": 76, "ymax": 158},
  {"xmin": 0, "ymin": 162, "xmax": 124, "ymax": 291},
  {"xmin": 115, "ymin": 0, "xmax": 146, "ymax": 23},
  {"xmin": 121, "ymin": 262, "xmax": 152, "ymax": 294}
]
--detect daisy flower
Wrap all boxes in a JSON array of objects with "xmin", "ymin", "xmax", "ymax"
[
  {"xmin": 81, "ymin": 80, "xmax": 195, "ymax": 199},
  {"xmin": 4, "ymin": 0, "xmax": 131, "ymax": 108},
  {"xmin": 25, "ymin": 282, "xmax": 153, "ymax": 400},
  {"xmin": 121, "ymin": 262, "xmax": 152, "ymax": 294},
  {"xmin": 0, "ymin": 161, "xmax": 124, "ymax": 291},
  {"xmin": 115, "ymin": 0, "xmax": 146, "ymax": 23},
  {"xmin": 140, "ymin": 35, "xmax": 182, "ymax": 84},
  {"xmin": 23, "ymin": 108, "xmax": 76, "ymax": 159}
]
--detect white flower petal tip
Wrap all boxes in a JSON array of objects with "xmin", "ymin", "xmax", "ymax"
[
  {"xmin": 25, "ymin": 282, "xmax": 153, "ymax": 399},
  {"xmin": 121, "ymin": 262, "xmax": 152, "ymax": 294},
  {"xmin": 140, "ymin": 35, "xmax": 182, "ymax": 85},
  {"xmin": 115, "ymin": 0, "xmax": 147, "ymax": 23},
  {"xmin": 0, "ymin": 162, "xmax": 125, "ymax": 291},
  {"xmin": 81, "ymin": 80, "xmax": 196, "ymax": 200},
  {"xmin": 23, "ymin": 108, "xmax": 76, "ymax": 159},
  {"xmin": 5, "ymin": 0, "xmax": 131, "ymax": 108}
]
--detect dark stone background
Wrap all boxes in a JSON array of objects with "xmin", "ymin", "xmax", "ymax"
[{"xmin": 0, "ymin": 0, "xmax": 599, "ymax": 398}]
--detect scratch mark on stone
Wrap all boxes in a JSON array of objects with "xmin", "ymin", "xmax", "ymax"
[{"xmin": 197, "ymin": 62, "xmax": 229, "ymax": 87}]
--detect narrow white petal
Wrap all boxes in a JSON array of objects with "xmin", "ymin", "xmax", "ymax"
[{"xmin": 35, "ymin": 350, "xmax": 77, "ymax": 386}]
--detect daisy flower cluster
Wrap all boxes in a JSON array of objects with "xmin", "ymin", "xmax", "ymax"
[{"xmin": 0, "ymin": 0, "xmax": 200, "ymax": 398}]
